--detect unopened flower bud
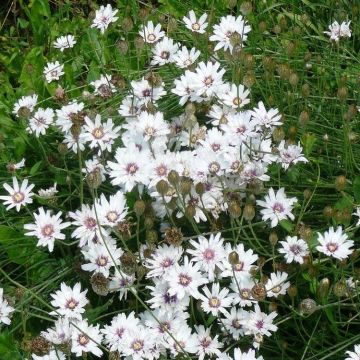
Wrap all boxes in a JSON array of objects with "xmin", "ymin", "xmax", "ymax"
[
  {"xmin": 337, "ymin": 86, "xmax": 348, "ymax": 101},
  {"xmin": 86, "ymin": 169, "xmax": 102, "ymax": 189},
  {"xmin": 228, "ymin": 251, "xmax": 239, "ymax": 265},
  {"xmin": 243, "ymin": 203, "xmax": 255, "ymax": 221},
  {"xmin": 333, "ymin": 280, "xmax": 348, "ymax": 297},
  {"xmin": 156, "ymin": 180, "xmax": 169, "ymax": 195},
  {"xmin": 289, "ymin": 72, "xmax": 299, "ymax": 87},
  {"xmin": 272, "ymin": 127, "xmax": 285, "ymax": 142},
  {"xmin": 287, "ymin": 285, "xmax": 298, "ymax": 298},
  {"xmin": 134, "ymin": 200, "xmax": 146, "ymax": 217},
  {"xmin": 269, "ymin": 302, "xmax": 278, "ymax": 312},
  {"xmin": 299, "ymin": 110, "xmax": 310, "ymax": 126},
  {"xmin": 229, "ymin": 200, "xmax": 242, "ymax": 218},
  {"xmin": 299, "ymin": 298, "xmax": 317, "ymax": 315},
  {"xmin": 168, "ymin": 170, "xmax": 180, "ymax": 185},
  {"xmin": 335, "ymin": 175, "xmax": 347, "ymax": 191},
  {"xmin": 144, "ymin": 216, "xmax": 154, "ymax": 229},
  {"xmin": 185, "ymin": 205, "xmax": 196, "ymax": 218},
  {"xmin": 269, "ymin": 231, "xmax": 278, "ymax": 246},
  {"xmin": 195, "ymin": 182, "xmax": 205, "ymax": 196},
  {"xmin": 58, "ymin": 142, "xmax": 68, "ymax": 155},
  {"xmin": 317, "ymin": 277, "xmax": 330, "ymax": 300},
  {"xmin": 147, "ymin": 230, "xmax": 158, "ymax": 244},
  {"xmin": 323, "ymin": 205, "xmax": 333, "ymax": 219},
  {"xmin": 258, "ymin": 21, "xmax": 267, "ymax": 33},
  {"xmin": 180, "ymin": 178, "xmax": 192, "ymax": 195}
]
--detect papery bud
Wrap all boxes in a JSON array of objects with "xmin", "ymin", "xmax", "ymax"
[
  {"xmin": 180, "ymin": 178, "xmax": 192, "ymax": 195},
  {"xmin": 29, "ymin": 336, "xmax": 51, "ymax": 356},
  {"xmin": 289, "ymin": 72, "xmax": 299, "ymax": 87},
  {"xmin": 117, "ymin": 220, "xmax": 132, "ymax": 239},
  {"xmin": 269, "ymin": 231, "xmax": 278, "ymax": 246},
  {"xmin": 144, "ymin": 216, "xmax": 154, "ymax": 230},
  {"xmin": 147, "ymin": 230, "xmax": 158, "ymax": 244},
  {"xmin": 168, "ymin": 170, "xmax": 180, "ymax": 185},
  {"xmin": 229, "ymin": 200, "xmax": 242, "ymax": 218},
  {"xmin": 243, "ymin": 203, "xmax": 255, "ymax": 221},
  {"xmin": 323, "ymin": 205, "xmax": 333, "ymax": 219},
  {"xmin": 185, "ymin": 102, "xmax": 196, "ymax": 115},
  {"xmin": 258, "ymin": 21, "xmax": 267, "ymax": 33},
  {"xmin": 333, "ymin": 280, "xmax": 348, "ymax": 297},
  {"xmin": 228, "ymin": 251, "xmax": 239, "ymax": 265},
  {"xmin": 272, "ymin": 127, "xmax": 285, "ymax": 142},
  {"xmin": 185, "ymin": 205, "xmax": 196, "ymax": 218},
  {"xmin": 57, "ymin": 142, "xmax": 68, "ymax": 155},
  {"xmin": 117, "ymin": 40, "xmax": 129, "ymax": 54},
  {"xmin": 122, "ymin": 17, "xmax": 133, "ymax": 32},
  {"xmin": 156, "ymin": 180, "xmax": 169, "ymax": 195},
  {"xmin": 86, "ymin": 169, "xmax": 102, "ymax": 189},
  {"xmin": 299, "ymin": 298, "xmax": 317, "ymax": 315},
  {"xmin": 195, "ymin": 182, "xmax": 205, "ymax": 196},
  {"xmin": 18, "ymin": 106, "xmax": 31, "ymax": 119},
  {"xmin": 54, "ymin": 86, "xmax": 67, "ymax": 102},
  {"xmin": 317, "ymin": 278, "xmax": 330, "ymax": 300},
  {"xmin": 269, "ymin": 302, "xmax": 278, "ymax": 312},
  {"xmin": 337, "ymin": 86, "xmax": 348, "ymax": 101},
  {"xmin": 299, "ymin": 110, "xmax": 310, "ymax": 126},
  {"xmin": 287, "ymin": 285, "xmax": 298, "ymax": 298},
  {"xmin": 301, "ymin": 83, "xmax": 310, "ymax": 98},
  {"xmin": 134, "ymin": 200, "xmax": 146, "ymax": 217},
  {"xmin": 134, "ymin": 36, "xmax": 145, "ymax": 50},
  {"xmin": 335, "ymin": 175, "xmax": 347, "ymax": 191}
]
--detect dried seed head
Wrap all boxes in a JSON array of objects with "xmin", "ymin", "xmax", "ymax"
[
  {"xmin": 117, "ymin": 220, "xmax": 132, "ymax": 239},
  {"xmin": 333, "ymin": 280, "xmax": 348, "ymax": 297},
  {"xmin": 299, "ymin": 298, "xmax": 317, "ymax": 315},
  {"xmin": 91, "ymin": 273, "xmax": 109, "ymax": 296},
  {"xmin": 30, "ymin": 336, "xmax": 51, "ymax": 356},
  {"xmin": 164, "ymin": 227, "xmax": 183, "ymax": 246},
  {"xmin": 335, "ymin": 175, "xmax": 347, "ymax": 191},
  {"xmin": 251, "ymin": 283, "xmax": 267, "ymax": 301},
  {"xmin": 86, "ymin": 168, "xmax": 102, "ymax": 189},
  {"xmin": 147, "ymin": 230, "xmax": 158, "ymax": 244},
  {"xmin": 185, "ymin": 205, "xmax": 196, "ymax": 218},
  {"xmin": 228, "ymin": 200, "xmax": 242, "ymax": 218},
  {"xmin": 243, "ymin": 203, "xmax": 255, "ymax": 221}
]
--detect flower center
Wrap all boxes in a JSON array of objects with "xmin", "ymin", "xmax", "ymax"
[
  {"xmin": 233, "ymin": 97, "xmax": 242, "ymax": 106},
  {"xmin": 233, "ymin": 261, "xmax": 244, "ymax": 272},
  {"xmin": 106, "ymin": 211, "xmax": 119, "ymax": 223},
  {"xmin": 66, "ymin": 298, "xmax": 79, "ymax": 310},
  {"xmin": 184, "ymin": 59, "xmax": 192, "ymax": 66},
  {"xmin": 326, "ymin": 242, "xmax": 338, "ymax": 253},
  {"xmin": 41, "ymin": 224, "xmax": 54, "ymax": 237},
  {"xmin": 92, "ymin": 127, "xmax": 104, "ymax": 139},
  {"xmin": 255, "ymin": 320, "xmax": 264, "ymax": 330},
  {"xmin": 203, "ymin": 248, "xmax": 215, "ymax": 261},
  {"xmin": 131, "ymin": 339, "xmax": 144, "ymax": 351},
  {"xmin": 232, "ymin": 319, "xmax": 241, "ymax": 329},
  {"xmin": 240, "ymin": 288, "xmax": 251, "ymax": 299},
  {"xmin": 159, "ymin": 321, "xmax": 170, "ymax": 333},
  {"xmin": 289, "ymin": 244, "xmax": 302, "ymax": 255},
  {"xmin": 272, "ymin": 202, "xmax": 284, "ymax": 213},
  {"xmin": 12, "ymin": 192, "xmax": 25, "ymax": 203},
  {"xmin": 161, "ymin": 258, "xmax": 173, "ymax": 268},
  {"xmin": 147, "ymin": 34, "xmax": 156, "ymax": 42},
  {"xmin": 179, "ymin": 273, "xmax": 192, "ymax": 286},
  {"xmin": 192, "ymin": 22, "xmax": 200, "ymax": 31},
  {"xmin": 209, "ymin": 297, "xmax": 220, "ymax": 308},
  {"xmin": 78, "ymin": 334, "xmax": 89, "ymax": 346},
  {"xmin": 204, "ymin": 76, "xmax": 213, "ymax": 86},
  {"xmin": 200, "ymin": 337, "xmax": 212, "ymax": 348},
  {"xmin": 163, "ymin": 292, "xmax": 177, "ymax": 304},
  {"xmin": 160, "ymin": 51, "xmax": 170, "ymax": 60},
  {"xmin": 144, "ymin": 126, "xmax": 155, "ymax": 136},
  {"xmin": 84, "ymin": 217, "xmax": 97, "ymax": 230},
  {"xmin": 142, "ymin": 89, "xmax": 151, "ymax": 97},
  {"xmin": 116, "ymin": 328, "xmax": 124, "ymax": 338},
  {"xmin": 50, "ymin": 70, "xmax": 58, "ymax": 77},
  {"xmin": 126, "ymin": 162, "xmax": 139, "ymax": 175},
  {"xmin": 156, "ymin": 164, "xmax": 168, "ymax": 176},
  {"xmin": 209, "ymin": 162, "xmax": 220, "ymax": 173},
  {"xmin": 96, "ymin": 255, "xmax": 108, "ymax": 267}
]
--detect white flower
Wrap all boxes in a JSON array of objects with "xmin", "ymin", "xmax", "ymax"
[
  {"xmin": 233, "ymin": 347, "xmax": 264, "ymax": 360},
  {"xmin": 324, "ymin": 20, "xmax": 351, "ymax": 42},
  {"xmin": 173, "ymin": 46, "xmax": 201, "ymax": 69},
  {"xmin": 6, "ymin": 158, "xmax": 25, "ymax": 172},
  {"xmin": 187, "ymin": 232, "xmax": 226, "ymax": 281},
  {"xmin": 0, "ymin": 177, "xmax": 35, "ymax": 212},
  {"xmin": 135, "ymin": 111, "xmax": 170, "ymax": 141},
  {"xmin": 27, "ymin": 107, "xmax": 54, "ymax": 137},
  {"xmin": 145, "ymin": 244, "xmax": 183, "ymax": 278},
  {"xmin": 167, "ymin": 326, "xmax": 198, "ymax": 357},
  {"xmin": 230, "ymin": 275, "xmax": 257, "ymax": 307},
  {"xmin": 43, "ymin": 61, "xmax": 64, "ymax": 83},
  {"xmin": 50, "ymin": 282, "xmax": 88, "ymax": 320},
  {"xmin": 256, "ymin": 187, "xmax": 297, "ymax": 228},
  {"xmin": 165, "ymin": 256, "xmax": 208, "ymax": 299},
  {"xmin": 209, "ymin": 15, "xmax": 251, "ymax": 53},
  {"xmin": 101, "ymin": 312, "xmax": 139, "ymax": 352},
  {"xmin": 109, "ymin": 272, "xmax": 136, "ymax": 301},
  {"xmin": 345, "ymin": 344, "xmax": 360, "ymax": 360},
  {"xmin": 316, "ymin": 226, "xmax": 354, "ymax": 260},
  {"xmin": 38, "ymin": 183, "xmax": 58, "ymax": 198},
  {"xmin": 107, "ymin": 145, "xmax": 151, "ymax": 192},
  {"xmin": 243, "ymin": 304, "xmax": 278, "ymax": 337},
  {"xmin": 32, "ymin": 350, "xmax": 66, "ymax": 360},
  {"xmin": 250, "ymin": 101, "xmax": 282, "ymax": 129},
  {"xmin": 24, "ymin": 207, "xmax": 70, "ymax": 252},
  {"xmin": 172, "ymin": 71, "xmax": 196, "ymax": 105},
  {"xmin": 200, "ymin": 283, "xmax": 233, "ymax": 316},
  {"xmin": 91, "ymin": 4, "xmax": 118, "ymax": 34},
  {"xmin": 41, "ymin": 318, "xmax": 72, "ymax": 345},
  {"xmin": 278, "ymin": 236, "xmax": 309, "ymax": 264},
  {"xmin": 195, "ymin": 325, "xmax": 222, "ymax": 360},
  {"xmin": 53, "ymin": 34, "xmax": 76, "ymax": 51},
  {"xmin": 265, "ymin": 271, "xmax": 290, "ymax": 298},
  {"xmin": 83, "ymin": 158, "xmax": 106, "ymax": 182},
  {"xmin": 139, "ymin": 21, "xmax": 165, "ymax": 43},
  {"xmin": 95, "ymin": 191, "xmax": 128, "ymax": 227},
  {"xmin": 56, "ymin": 101, "xmax": 85, "ymax": 133},
  {"xmin": 90, "ymin": 74, "xmax": 116, "ymax": 97},
  {"xmin": 83, "ymin": 114, "xmax": 120, "ymax": 153},
  {"xmin": 277, "ymin": 141, "xmax": 308, "ymax": 170},
  {"xmin": 221, "ymin": 307, "xmax": 249, "ymax": 339},
  {"xmin": 151, "ymin": 36, "xmax": 179, "ymax": 66},
  {"xmin": 0, "ymin": 288, "xmax": 14, "ymax": 325},
  {"xmin": 13, "ymin": 94, "xmax": 38, "ymax": 117},
  {"xmin": 183, "ymin": 10, "xmax": 208, "ymax": 34},
  {"xmin": 131, "ymin": 78, "xmax": 166, "ymax": 105},
  {"xmin": 220, "ymin": 83, "xmax": 250, "ymax": 109},
  {"xmin": 353, "ymin": 207, "xmax": 360, "ymax": 226},
  {"xmin": 71, "ymin": 320, "xmax": 103, "ymax": 357}
]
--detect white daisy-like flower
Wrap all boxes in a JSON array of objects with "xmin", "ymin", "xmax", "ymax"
[
  {"xmin": 135, "ymin": 111, "xmax": 170, "ymax": 141},
  {"xmin": 353, "ymin": 207, "xmax": 360, "ymax": 226},
  {"xmin": 53, "ymin": 34, "xmax": 76, "ymax": 51},
  {"xmin": 209, "ymin": 15, "xmax": 251, "ymax": 53},
  {"xmin": 6, "ymin": 158, "xmax": 25, "ymax": 172},
  {"xmin": 220, "ymin": 83, "xmax": 250, "ymax": 109},
  {"xmin": 107, "ymin": 145, "xmax": 151, "ymax": 192},
  {"xmin": 187, "ymin": 232, "xmax": 226, "ymax": 281},
  {"xmin": 70, "ymin": 320, "xmax": 103, "ymax": 357},
  {"xmin": 90, "ymin": 74, "xmax": 116, "ymax": 97},
  {"xmin": 345, "ymin": 344, "xmax": 360, "ymax": 360},
  {"xmin": 91, "ymin": 4, "xmax": 118, "ymax": 34},
  {"xmin": 256, "ymin": 187, "xmax": 297, "ymax": 228},
  {"xmin": 265, "ymin": 271, "xmax": 290, "ymax": 298},
  {"xmin": 81, "ymin": 243, "xmax": 123, "ymax": 278},
  {"xmin": 221, "ymin": 306, "xmax": 249, "ymax": 339},
  {"xmin": 27, "ymin": 107, "xmax": 54, "ymax": 137},
  {"xmin": 83, "ymin": 158, "xmax": 107, "ymax": 182},
  {"xmin": 131, "ymin": 78, "xmax": 166, "ymax": 105},
  {"xmin": 200, "ymin": 283, "xmax": 233, "ymax": 316},
  {"xmin": 43, "ymin": 61, "xmax": 64, "ymax": 83},
  {"xmin": 24, "ymin": 207, "xmax": 70, "ymax": 252},
  {"xmin": 41, "ymin": 318, "xmax": 72, "ymax": 345},
  {"xmin": 324, "ymin": 20, "xmax": 351, "ymax": 42},
  {"xmin": 32, "ymin": 350, "xmax": 66, "ymax": 360},
  {"xmin": 183, "ymin": 10, "xmax": 208, "ymax": 34},
  {"xmin": 139, "ymin": 21, "xmax": 165, "ymax": 44},
  {"xmin": 172, "ymin": 71, "xmax": 196, "ymax": 106},
  {"xmin": 50, "ymin": 282, "xmax": 89, "ymax": 320},
  {"xmin": 55, "ymin": 101, "xmax": 85, "ymax": 133},
  {"xmin": 167, "ymin": 326, "xmax": 198, "ymax": 357},
  {"xmin": 243, "ymin": 304, "xmax": 278, "ymax": 337},
  {"xmin": 95, "ymin": 191, "xmax": 128, "ymax": 227},
  {"xmin": 230, "ymin": 275, "xmax": 257, "ymax": 308},
  {"xmin": 151, "ymin": 36, "xmax": 179, "ymax": 66},
  {"xmin": 277, "ymin": 141, "xmax": 308, "ymax": 170},
  {"xmin": 145, "ymin": 244, "xmax": 183, "ymax": 278},
  {"xmin": 195, "ymin": 325, "xmax": 222, "ymax": 360},
  {"xmin": 278, "ymin": 236, "xmax": 309, "ymax": 264},
  {"xmin": 0, "ymin": 288, "xmax": 14, "ymax": 325},
  {"xmin": 13, "ymin": 94, "xmax": 38, "ymax": 117},
  {"xmin": 83, "ymin": 114, "xmax": 120, "ymax": 153},
  {"xmin": 38, "ymin": 183, "xmax": 58, "ymax": 198},
  {"xmin": 250, "ymin": 101, "xmax": 282, "ymax": 129},
  {"xmin": 316, "ymin": 226, "xmax": 354, "ymax": 260},
  {"xmin": 165, "ymin": 256, "xmax": 208, "ymax": 299},
  {"xmin": 232, "ymin": 347, "xmax": 264, "ymax": 360},
  {"xmin": 109, "ymin": 272, "xmax": 136, "ymax": 301},
  {"xmin": 0, "ymin": 177, "xmax": 35, "ymax": 212},
  {"xmin": 173, "ymin": 46, "xmax": 201, "ymax": 69}
]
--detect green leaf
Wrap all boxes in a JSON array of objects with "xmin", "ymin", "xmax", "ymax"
[
  {"xmin": 353, "ymin": 176, "xmax": 360, "ymax": 203},
  {"xmin": 301, "ymin": 133, "xmax": 316, "ymax": 157},
  {"xmin": 0, "ymin": 331, "xmax": 20, "ymax": 360},
  {"xmin": 279, "ymin": 219, "xmax": 294, "ymax": 233}
]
